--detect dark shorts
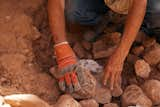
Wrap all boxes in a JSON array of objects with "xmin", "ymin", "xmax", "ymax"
[
  {"xmin": 65, "ymin": 0, "xmax": 160, "ymax": 38},
  {"xmin": 65, "ymin": 0, "xmax": 108, "ymax": 25}
]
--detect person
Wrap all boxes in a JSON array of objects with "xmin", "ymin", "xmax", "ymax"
[{"xmin": 47, "ymin": 0, "xmax": 148, "ymax": 92}]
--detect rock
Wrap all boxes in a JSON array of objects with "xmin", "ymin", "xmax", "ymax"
[
  {"xmin": 79, "ymin": 99, "xmax": 98, "ymax": 107},
  {"xmin": 81, "ymin": 41, "xmax": 92, "ymax": 51},
  {"xmin": 78, "ymin": 59, "xmax": 103, "ymax": 73},
  {"xmin": 126, "ymin": 54, "xmax": 140, "ymax": 64},
  {"xmin": 73, "ymin": 42, "xmax": 86, "ymax": 58},
  {"xmin": 134, "ymin": 59, "xmax": 151, "ymax": 78},
  {"xmin": 92, "ymin": 39, "xmax": 117, "ymax": 59},
  {"xmin": 55, "ymin": 94, "xmax": 81, "ymax": 107},
  {"xmin": 157, "ymin": 63, "xmax": 160, "ymax": 71},
  {"xmin": 142, "ymin": 80, "xmax": 160, "ymax": 105},
  {"xmin": 103, "ymin": 32, "xmax": 121, "ymax": 45},
  {"xmin": 71, "ymin": 69, "xmax": 96, "ymax": 99},
  {"xmin": 111, "ymin": 85, "xmax": 123, "ymax": 97},
  {"xmin": 135, "ymin": 31, "xmax": 147, "ymax": 43},
  {"xmin": 142, "ymin": 37, "xmax": 156, "ymax": 48},
  {"xmin": 94, "ymin": 87, "xmax": 111, "ymax": 104},
  {"xmin": 143, "ymin": 45, "xmax": 160, "ymax": 65},
  {"xmin": 0, "ymin": 96, "xmax": 5, "ymax": 106},
  {"xmin": 103, "ymin": 103, "xmax": 119, "ymax": 107},
  {"xmin": 92, "ymin": 40, "xmax": 117, "ymax": 59},
  {"xmin": 4, "ymin": 94, "xmax": 51, "ymax": 107},
  {"xmin": 131, "ymin": 46, "xmax": 144, "ymax": 56},
  {"xmin": 122, "ymin": 85, "xmax": 152, "ymax": 107},
  {"xmin": 111, "ymin": 77, "xmax": 123, "ymax": 97}
]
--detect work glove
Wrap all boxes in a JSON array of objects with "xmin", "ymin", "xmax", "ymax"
[{"xmin": 54, "ymin": 42, "xmax": 82, "ymax": 93}]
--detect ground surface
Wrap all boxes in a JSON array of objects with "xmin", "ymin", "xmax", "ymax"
[{"xmin": 1, "ymin": 0, "xmax": 160, "ymax": 107}]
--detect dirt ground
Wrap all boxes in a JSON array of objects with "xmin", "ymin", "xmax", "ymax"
[
  {"xmin": 1, "ymin": 0, "xmax": 160, "ymax": 107},
  {"xmin": 0, "ymin": 0, "xmax": 60, "ymax": 105}
]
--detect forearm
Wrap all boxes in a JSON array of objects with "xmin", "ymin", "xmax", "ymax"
[
  {"xmin": 117, "ymin": 0, "xmax": 147, "ymax": 61},
  {"xmin": 48, "ymin": 0, "xmax": 66, "ymax": 44}
]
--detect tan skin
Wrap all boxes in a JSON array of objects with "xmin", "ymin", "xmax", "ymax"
[{"xmin": 48, "ymin": 0, "xmax": 147, "ymax": 90}]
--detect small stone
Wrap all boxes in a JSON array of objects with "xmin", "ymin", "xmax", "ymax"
[
  {"xmin": 131, "ymin": 46, "xmax": 144, "ymax": 56},
  {"xmin": 122, "ymin": 85, "xmax": 152, "ymax": 107},
  {"xmin": 111, "ymin": 85, "xmax": 123, "ymax": 97},
  {"xmin": 143, "ymin": 46, "xmax": 160, "ymax": 65},
  {"xmin": 143, "ymin": 37, "xmax": 156, "ymax": 48},
  {"xmin": 94, "ymin": 87, "xmax": 111, "ymax": 104},
  {"xmin": 103, "ymin": 103, "xmax": 119, "ymax": 107},
  {"xmin": 109, "ymin": 32, "xmax": 121, "ymax": 45},
  {"xmin": 111, "ymin": 77, "xmax": 123, "ymax": 97},
  {"xmin": 73, "ymin": 42, "xmax": 86, "ymax": 58},
  {"xmin": 134, "ymin": 59, "xmax": 151, "ymax": 78},
  {"xmin": 79, "ymin": 99, "xmax": 98, "ymax": 107},
  {"xmin": 135, "ymin": 31, "xmax": 147, "ymax": 43},
  {"xmin": 126, "ymin": 54, "xmax": 140, "ymax": 64},
  {"xmin": 142, "ymin": 79, "xmax": 160, "ymax": 105},
  {"xmin": 157, "ymin": 63, "xmax": 160, "ymax": 71},
  {"xmin": 81, "ymin": 41, "xmax": 92, "ymax": 50},
  {"xmin": 55, "ymin": 94, "xmax": 81, "ymax": 107}
]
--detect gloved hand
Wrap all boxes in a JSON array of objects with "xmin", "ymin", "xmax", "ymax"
[{"xmin": 54, "ymin": 42, "xmax": 81, "ymax": 93}]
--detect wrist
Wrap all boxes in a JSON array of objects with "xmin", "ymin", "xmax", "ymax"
[{"xmin": 54, "ymin": 42, "xmax": 77, "ymax": 69}]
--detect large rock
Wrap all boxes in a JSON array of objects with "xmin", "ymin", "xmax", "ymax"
[
  {"xmin": 79, "ymin": 99, "xmax": 98, "ymax": 107},
  {"xmin": 71, "ymin": 68, "xmax": 96, "ymax": 99},
  {"xmin": 4, "ymin": 94, "xmax": 51, "ymax": 107},
  {"xmin": 142, "ymin": 80, "xmax": 160, "ymax": 105},
  {"xmin": 78, "ymin": 59, "xmax": 103, "ymax": 74},
  {"xmin": 55, "ymin": 95, "xmax": 81, "ymax": 107},
  {"xmin": 134, "ymin": 59, "xmax": 151, "ymax": 78},
  {"xmin": 122, "ymin": 85, "xmax": 152, "ymax": 107},
  {"xmin": 92, "ymin": 39, "xmax": 117, "ymax": 59}
]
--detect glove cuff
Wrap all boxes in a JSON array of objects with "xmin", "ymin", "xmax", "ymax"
[{"xmin": 54, "ymin": 42, "xmax": 77, "ymax": 69}]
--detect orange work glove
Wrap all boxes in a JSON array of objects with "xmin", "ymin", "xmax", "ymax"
[{"xmin": 54, "ymin": 42, "xmax": 81, "ymax": 93}]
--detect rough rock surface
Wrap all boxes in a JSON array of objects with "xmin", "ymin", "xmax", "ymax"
[
  {"xmin": 71, "ymin": 69, "xmax": 96, "ymax": 99},
  {"xmin": 135, "ymin": 59, "xmax": 151, "ymax": 78},
  {"xmin": 142, "ymin": 80, "xmax": 160, "ymax": 105},
  {"xmin": 79, "ymin": 99, "xmax": 98, "ymax": 107},
  {"xmin": 55, "ymin": 95, "xmax": 81, "ymax": 107},
  {"xmin": 94, "ymin": 86, "xmax": 111, "ymax": 104},
  {"xmin": 78, "ymin": 59, "xmax": 103, "ymax": 73},
  {"xmin": 103, "ymin": 103, "xmax": 119, "ymax": 107},
  {"xmin": 122, "ymin": 85, "xmax": 152, "ymax": 107}
]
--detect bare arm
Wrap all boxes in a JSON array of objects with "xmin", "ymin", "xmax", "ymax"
[
  {"xmin": 103, "ymin": 0, "xmax": 147, "ymax": 89},
  {"xmin": 116, "ymin": 0, "xmax": 147, "ymax": 61},
  {"xmin": 48, "ymin": 0, "xmax": 66, "ymax": 44}
]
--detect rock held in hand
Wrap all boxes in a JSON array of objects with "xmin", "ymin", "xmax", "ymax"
[
  {"xmin": 142, "ymin": 79, "xmax": 160, "ymax": 105},
  {"xmin": 134, "ymin": 59, "xmax": 151, "ymax": 78}
]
